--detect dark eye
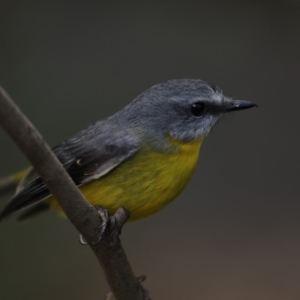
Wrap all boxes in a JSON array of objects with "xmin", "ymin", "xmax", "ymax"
[{"xmin": 191, "ymin": 102, "xmax": 205, "ymax": 116}]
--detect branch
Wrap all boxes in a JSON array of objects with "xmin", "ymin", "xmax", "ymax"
[{"xmin": 0, "ymin": 85, "xmax": 148, "ymax": 300}]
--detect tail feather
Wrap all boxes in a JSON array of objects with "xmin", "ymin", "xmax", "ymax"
[
  {"xmin": 0, "ymin": 168, "xmax": 35, "ymax": 221},
  {"xmin": 0, "ymin": 190, "xmax": 50, "ymax": 221},
  {"xmin": 0, "ymin": 169, "xmax": 29, "ymax": 195},
  {"xmin": 0, "ymin": 175, "xmax": 18, "ymax": 195},
  {"xmin": 17, "ymin": 202, "xmax": 50, "ymax": 222}
]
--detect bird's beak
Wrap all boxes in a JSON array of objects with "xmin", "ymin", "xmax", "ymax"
[{"xmin": 223, "ymin": 99, "xmax": 257, "ymax": 112}]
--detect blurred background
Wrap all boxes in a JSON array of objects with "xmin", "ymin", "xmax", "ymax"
[{"xmin": 1, "ymin": 0, "xmax": 300, "ymax": 299}]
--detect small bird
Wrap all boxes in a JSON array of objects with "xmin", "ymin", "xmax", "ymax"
[{"xmin": 0, "ymin": 79, "xmax": 256, "ymax": 222}]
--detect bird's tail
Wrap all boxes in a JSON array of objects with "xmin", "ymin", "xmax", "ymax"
[
  {"xmin": 0, "ymin": 168, "xmax": 51, "ymax": 222},
  {"xmin": 0, "ymin": 169, "xmax": 29, "ymax": 196}
]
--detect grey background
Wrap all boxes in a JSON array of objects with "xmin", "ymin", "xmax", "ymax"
[{"xmin": 0, "ymin": 0, "xmax": 300, "ymax": 299}]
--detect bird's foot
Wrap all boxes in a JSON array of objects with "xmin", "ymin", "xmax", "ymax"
[
  {"xmin": 79, "ymin": 206, "xmax": 130, "ymax": 245},
  {"xmin": 92, "ymin": 205, "xmax": 111, "ymax": 245}
]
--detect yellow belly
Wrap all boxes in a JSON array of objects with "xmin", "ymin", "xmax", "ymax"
[{"xmin": 50, "ymin": 139, "xmax": 203, "ymax": 220}]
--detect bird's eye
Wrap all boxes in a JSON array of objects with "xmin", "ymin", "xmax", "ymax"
[{"xmin": 191, "ymin": 102, "xmax": 205, "ymax": 116}]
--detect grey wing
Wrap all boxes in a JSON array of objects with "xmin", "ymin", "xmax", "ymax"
[{"xmin": 0, "ymin": 121, "xmax": 139, "ymax": 219}]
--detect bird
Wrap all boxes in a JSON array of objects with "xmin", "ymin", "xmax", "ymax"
[{"xmin": 0, "ymin": 79, "xmax": 256, "ymax": 222}]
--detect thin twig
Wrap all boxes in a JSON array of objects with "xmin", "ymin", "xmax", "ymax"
[{"xmin": 0, "ymin": 85, "xmax": 147, "ymax": 300}]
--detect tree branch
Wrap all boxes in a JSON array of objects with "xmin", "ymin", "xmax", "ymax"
[{"xmin": 0, "ymin": 85, "xmax": 148, "ymax": 300}]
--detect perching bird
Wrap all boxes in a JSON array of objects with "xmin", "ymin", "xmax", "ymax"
[{"xmin": 0, "ymin": 79, "xmax": 256, "ymax": 222}]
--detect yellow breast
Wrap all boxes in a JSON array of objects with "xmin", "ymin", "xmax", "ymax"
[{"xmin": 50, "ymin": 138, "xmax": 203, "ymax": 220}]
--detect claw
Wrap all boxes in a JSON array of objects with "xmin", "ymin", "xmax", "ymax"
[
  {"xmin": 78, "ymin": 206, "xmax": 110, "ymax": 245},
  {"xmin": 79, "ymin": 206, "xmax": 127, "ymax": 246},
  {"xmin": 79, "ymin": 234, "xmax": 87, "ymax": 245},
  {"xmin": 91, "ymin": 206, "xmax": 110, "ymax": 245}
]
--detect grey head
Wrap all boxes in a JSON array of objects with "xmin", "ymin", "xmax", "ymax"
[{"xmin": 112, "ymin": 79, "xmax": 256, "ymax": 142}]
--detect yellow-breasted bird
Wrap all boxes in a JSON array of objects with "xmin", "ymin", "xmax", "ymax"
[{"xmin": 0, "ymin": 79, "xmax": 256, "ymax": 222}]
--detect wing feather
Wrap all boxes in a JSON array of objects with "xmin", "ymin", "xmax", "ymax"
[{"xmin": 0, "ymin": 120, "xmax": 138, "ymax": 219}]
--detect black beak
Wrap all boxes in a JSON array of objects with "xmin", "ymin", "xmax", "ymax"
[{"xmin": 223, "ymin": 100, "xmax": 257, "ymax": 112}]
